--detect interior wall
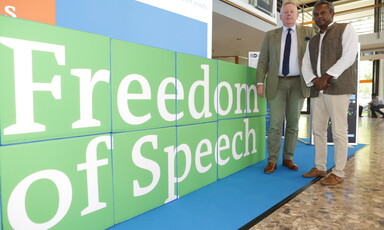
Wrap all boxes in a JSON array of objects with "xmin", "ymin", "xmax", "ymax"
[{"xmin": 379, "ymin": 59, "xmax": 384, "ymax": 97}]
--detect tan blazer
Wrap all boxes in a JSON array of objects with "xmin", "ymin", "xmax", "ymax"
[{"xmin": 256, "ymin": 25, "xmax": 315, "ymax": 99}]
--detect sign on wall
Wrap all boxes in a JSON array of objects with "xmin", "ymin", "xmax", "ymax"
[{"xmin": 0, "ymin": 15, "xmax": 266, "ymax": 229}]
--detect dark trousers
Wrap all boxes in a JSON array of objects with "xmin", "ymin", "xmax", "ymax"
[{"xmin": 370, "ymin": 104, "xmax": 384, "ymax": 117}]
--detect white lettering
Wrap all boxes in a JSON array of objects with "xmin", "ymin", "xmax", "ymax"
[
  {"xmin": 0, "ymin": 37, "xmax": 64, "ymax": 135},
  {"xmin": 8, "ymin": 170, "xmax": 72, "ymax": 229},
  {"xmin": 77, "ymin": 136, "xmax": 110, "ymax": 216},
  {"xmin": 117, "ymin": 74, "xmax": 151, "ymax": 125},
  {"xmin": 157, "ymin": 77, "xmax": 178, "ymax": 121},
  {"xmin": 216, "ymin": 134, "xmax": 230, "ymax": 165},
  {"xmin": 195, "ymin": 139, "xmax": 212, "ymax": 173},
  {"xmin": 132, "ymin": 135, "xmax": 160, "ymax": 196},
  {"xmin": 188, "ymin": 64, "xmax": 212, "ymax": 119},
  {"xmin": 244, "ymin": 118, "xmax": 257, "ymax": 156},
  {"xmin": 214, "ymin": 81, "xmax": 233, "ymax": 116},
  {"xmin": 71, "ymin": 69, "xmax": 110, "ymax": 128},
  {"xmin": 234, "ymin": 83, "xmax": 247, "ymax": 114},
  {"xmin": 163, "ymin": 144, "xmax": 191, "ymax": 203},
  {"xmin": 5, "ymin": 6, "xmax": 17, "ymax": 18},
  {"xmin": 232, "ymin": 131, "xmax": 243, "ymax": 160}
]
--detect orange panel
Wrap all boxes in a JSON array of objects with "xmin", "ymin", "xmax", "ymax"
[
  {"xmin": 360, "ymin": 80, "xmax": 373, "ymax": 84},
  {"xmin": 0, "ymin": 0, "xmax": 55, "ymax": 25}
]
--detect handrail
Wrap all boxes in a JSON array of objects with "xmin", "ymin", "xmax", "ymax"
[{"xmin": 301, "ymin": 3, "xmax": 384, "ymax": 26}]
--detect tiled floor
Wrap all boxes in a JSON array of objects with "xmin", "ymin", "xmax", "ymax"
[{"xmin": 249, "ymin": 115, "xmax": 384, "ymax": 230}]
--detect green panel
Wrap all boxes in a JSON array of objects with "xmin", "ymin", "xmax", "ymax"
[
  {"xmin": 247, "ymin": 116, "xmax": 266, "ymax": 165},
  {"xmin": 112, "ymin": 127, "xmax": 176, "ymax": 223},
  {"xmin": 217, "ymin": 117, "xmax": 266, "ymax": 179},
  {"xmin": 176, "ymin": 53, "xmax": 217, "ymax": 125},
  {"xmin": 177, "ymin": 122, "xmax": 217, "ymax": 197},
  {"xmin": 0, "ymin": 192, "xmax": 2, "ymax": 230},
  {"xmin": 247, "ymin": 67, "xmax": 267, "ymax": 116},
  {"xmin": 0, "ymin": 135, "xmax": 114, "ymax": 230},
  {"xmin": 111, "ymin": 39, "xmax": 176, "ymax": 132},
  {"xmin": 0, "ymin": 16, "xmax": 111, "ymax": 145},
  {"xmin": 217, "ymin": 61, "xmax": 248, "ymax": 120}
]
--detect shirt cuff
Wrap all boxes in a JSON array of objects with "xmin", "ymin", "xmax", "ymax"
[{"xmin": 326, "ymin": 71, "xmax": 338, "ymax": 80}]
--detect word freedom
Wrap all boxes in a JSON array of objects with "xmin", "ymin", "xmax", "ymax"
[{"xmin": 0, "ymin": 37, "xmax": 259, "ymax": 135}]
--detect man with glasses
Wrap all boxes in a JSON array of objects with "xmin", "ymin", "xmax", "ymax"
[{"xmin": 256, "ymin": 2, "xmax": 315, "ymax": 174}]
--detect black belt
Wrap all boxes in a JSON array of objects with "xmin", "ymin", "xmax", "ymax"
[{"xmin": 279, "ymin": 75, "xmax": 300, "ymax": 79}]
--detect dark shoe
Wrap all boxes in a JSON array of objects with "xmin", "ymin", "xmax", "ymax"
[
  {"xmin": 282, "ymin": 160, "xmax": 298, "ymax": 170},
  {"xmin": 320, "ymin": 173, "xmax": 344, "ymax": 185},
  {"xmin": 302, "ymin": 167, "xmax": 327, "ymax": 178},
  {"xmin": 264, "ymin": 162, "xmax": 277, "ymax": 174}
]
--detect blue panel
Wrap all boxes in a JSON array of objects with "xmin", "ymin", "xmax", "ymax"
[
  {"xmin": 56, "ymin": 0, "xmax": 208, "ymax": 57},
  {"xmin": 107, "ymin": 142, "xmax": 366, "ymax": 229}
]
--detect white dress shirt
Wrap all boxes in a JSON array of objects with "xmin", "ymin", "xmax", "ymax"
[
  {"xmin": 279, "ymin": 25, "xmax": 300, "ymax": 76},
  {"xmin": 302, "ymin": 23, "xmax": 358, "ymax": 86},
  {"xmin": 371, "ymin": 96, "xmax": 384, "ymax": 106}
]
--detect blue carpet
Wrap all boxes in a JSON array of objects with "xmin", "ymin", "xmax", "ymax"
[{"xmin": 108, "ymin": 140, "xmax": 365, "ymax": 230}]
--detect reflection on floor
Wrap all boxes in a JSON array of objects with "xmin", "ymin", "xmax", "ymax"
[{"xmin": 250, "ymin": 115, "xmax": 384, "ymax": 230}]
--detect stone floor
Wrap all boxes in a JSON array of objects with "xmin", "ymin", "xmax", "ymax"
[{"xmin": 249, "ymin": 115, "xmax": 384, "ymax": 230}]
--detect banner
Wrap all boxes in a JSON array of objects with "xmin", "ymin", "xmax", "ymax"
[{"xmin": 0, "ymin": 15, "xmax": 266, "ymax": 229}]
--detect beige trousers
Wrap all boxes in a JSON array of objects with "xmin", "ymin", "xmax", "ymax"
[{"xmin": 311, "ymin": 93, "xmax": 351, "ymax": 178}]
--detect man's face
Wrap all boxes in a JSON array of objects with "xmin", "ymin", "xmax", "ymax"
[
  {"xmin": 313, "ymin": 4, "xmax": 334, "ymax": 29},
  {"xmin": 280, "ymin": 4, "xmax": 299, "ymax": 27}
]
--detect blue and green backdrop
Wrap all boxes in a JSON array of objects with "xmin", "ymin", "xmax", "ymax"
[{"xmin": 0, "ymin": 15, "xmax": 266, "ymax": 229}]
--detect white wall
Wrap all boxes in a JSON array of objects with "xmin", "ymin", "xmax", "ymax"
[{"xmin": 213, "ymin": 0, "xmax": 278, "ymax": 32}]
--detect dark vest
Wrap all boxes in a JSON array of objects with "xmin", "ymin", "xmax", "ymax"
[{"xmin": 308, "ymin": 23, "xmax": 357, "ymax": 97}]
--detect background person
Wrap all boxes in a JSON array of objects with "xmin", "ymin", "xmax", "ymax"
[{"xmin": 369, "ymin": 93, "xmax": 384, "ymax": 118}]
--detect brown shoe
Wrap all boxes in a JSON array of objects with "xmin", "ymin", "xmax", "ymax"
[
  {"xmin": 282, "ymin": 160, "xmax": 298, "ymax": 170},
  {"xmin": 302, "ymin": 167, "xmax": 327, "ymax": 178},
  {"xmin": 264, "ymin": 162, "xmax": 277, "ymax": 174},
  {"xmin": 320, "ymin": 173, "xmax": 344, "ymax": 186}
]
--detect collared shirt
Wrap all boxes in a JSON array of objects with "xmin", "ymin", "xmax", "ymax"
[
  {"xmin": 279, "ymin": 25, "xmax": 300, "ymax": 76},
  {"xmin": 302, "ymin": 22, "xmax": 358, "ymax": 86},
  {"xmin": 371, "ymin": 96, "xmax": 384, "ymax": 106}
]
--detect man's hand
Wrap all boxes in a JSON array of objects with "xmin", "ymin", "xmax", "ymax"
[
  {"xmin": 313, "ymin": 74, "xmax": 332, "ymax": 91},
  {"xmin": 257, "ymin": 85, "xmax": 265, "ymax": 97}
]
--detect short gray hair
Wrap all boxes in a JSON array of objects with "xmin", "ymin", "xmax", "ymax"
[
  {"xmin": 313, "ymin": 0, "xmax": 335, "ymax": 14},
  {"xmin": 282, "ymin": 1, "xmax": 298, "ymax": 10}
]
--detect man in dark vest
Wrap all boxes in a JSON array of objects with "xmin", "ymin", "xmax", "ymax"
[{"xmin": 301, "ymin": 0, "xmax": 358, "ymax": 185}]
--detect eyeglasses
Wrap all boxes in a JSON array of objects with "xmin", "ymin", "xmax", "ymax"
[{"xmin": 283, "ymin": 10, "xmax": 297, "ymax": 14}]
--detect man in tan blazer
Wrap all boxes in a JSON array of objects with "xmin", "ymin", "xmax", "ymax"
[{"xmin": 256, "ymin": 1, "xmax": 315, "ymax": 174}]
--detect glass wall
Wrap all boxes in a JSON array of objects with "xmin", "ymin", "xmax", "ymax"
[{"xmin": 359, "ymin": 60, "xmax": 374, "ymax": 115}]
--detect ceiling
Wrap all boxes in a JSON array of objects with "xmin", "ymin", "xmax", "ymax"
[
  {"xmin": 212, "ymin": 12, "xmax": 265, "ymax": 58},
  {"xmin": 212, "ymin": 0, "xmax": 383, "ymax": 59}
]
